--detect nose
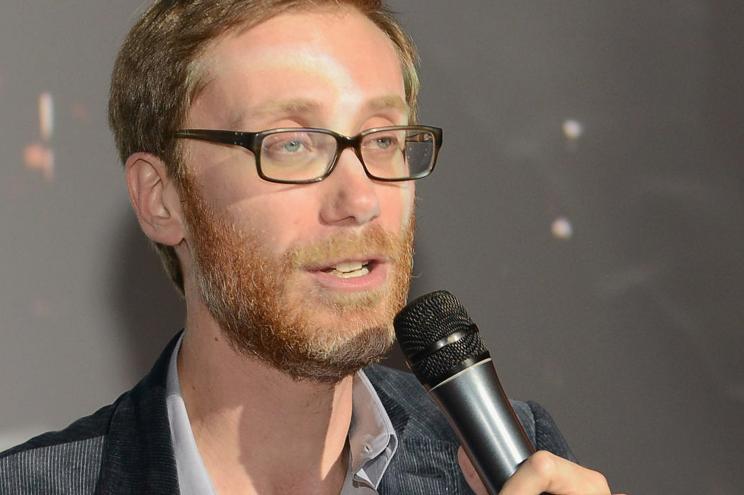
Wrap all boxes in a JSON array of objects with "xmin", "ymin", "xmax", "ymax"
[{"xmin": 318, "ymin": 148, "xmax": 380, "ymax": 226}]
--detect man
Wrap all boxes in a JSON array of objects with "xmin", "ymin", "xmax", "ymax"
[{"xmin": 0, "ymin": 1, "xmax": 614, "ymax": 494}]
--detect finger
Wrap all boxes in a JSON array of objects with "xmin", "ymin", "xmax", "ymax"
[
  {"xmin": 457, "ymin": 446, "xmax": 489, "ymax": 495},
  {"xmin": 499, "ymin": 450, "xmax": 610, "ymax": 495}
]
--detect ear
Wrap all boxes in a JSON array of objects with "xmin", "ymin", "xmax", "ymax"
[{"xmin": 125, "ymin": 152, "xmax": 185, "ymax": 247}]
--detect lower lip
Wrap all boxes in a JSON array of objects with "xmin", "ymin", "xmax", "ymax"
[{"xmin": 307, "ymin": 262, "xmax": 388, "ymax": 291}]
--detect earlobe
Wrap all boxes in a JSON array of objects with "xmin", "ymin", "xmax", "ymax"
[{"xmin": 125, "ymin": 153, "xmax": 185, "ymax": 247}]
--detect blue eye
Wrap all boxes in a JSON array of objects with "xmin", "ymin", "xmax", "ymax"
[
  {"xmin": 376, "ymin": 137, "xmax": 394, "ymax": 149},
  {"xmin": 282, "ymin": 140, "xmax": 304, "ymax": 153},
  {"xmin": 264, "ymin": 134, "xmax": 313, "ymax": 157}
]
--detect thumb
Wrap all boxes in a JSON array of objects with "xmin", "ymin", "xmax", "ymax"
[{"xmin": 457, "ymin": 446, "xmax": 489, "ymax": 495}]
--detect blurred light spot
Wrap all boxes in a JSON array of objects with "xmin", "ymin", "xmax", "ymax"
[
  {"xmin": 562, "ymin": 119, "xmax": 584, "ymax": 141},
  {"xmin": 71, "ymin": 102, "xmax": 91, "ymax": 123},
  {"xmin": 551, "ymin": 216, "xmax": 573, "ymax": 240},
  {"xmin": 39, "ymin": 92, "xmax": 54, "ymax": 141},
  {"xmin": 23, "ymin": 142, "xmax": 55, "ymax": 181}
]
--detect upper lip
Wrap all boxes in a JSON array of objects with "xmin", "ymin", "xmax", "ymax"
[{"xmin": 304, "ymin": 256, "xmax": 387, "ymax": 272}]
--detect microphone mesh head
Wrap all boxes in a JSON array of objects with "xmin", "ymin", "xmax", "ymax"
[{"xmin": 394, "ymin": 290, "xmax": 489, "ymax": 386}]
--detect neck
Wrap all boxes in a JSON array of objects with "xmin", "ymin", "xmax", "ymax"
[{"xmin": 178, "ymin": 306, "xmax": 353, "ymax": 495}]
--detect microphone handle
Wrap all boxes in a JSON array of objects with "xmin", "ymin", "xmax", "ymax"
[{"xmin": 429, "ymin": 359, "xmax": 536, "ymax": 494}]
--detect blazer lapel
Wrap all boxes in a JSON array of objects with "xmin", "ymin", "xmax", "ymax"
[
  {"xmin": 371, "ymin": 375, "xmax": 466, "ymax": 494},
  {"xmin": 94, "ymin": 334, "xmax": 182, "ymax": 495}
]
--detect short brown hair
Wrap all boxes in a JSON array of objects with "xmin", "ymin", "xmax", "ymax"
[{"xmin": 108, "ymin": 0, "xmax": 420, "ymax": 294}]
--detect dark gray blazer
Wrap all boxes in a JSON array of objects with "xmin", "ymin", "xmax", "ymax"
[{"xmin": 0, "ymin": 334, "xmax": 574, "ymax": 494}]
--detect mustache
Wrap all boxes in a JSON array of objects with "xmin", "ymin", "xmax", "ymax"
[{"xmin": 285, "ymin": 224, "xmax": 409, "ymax": 270}]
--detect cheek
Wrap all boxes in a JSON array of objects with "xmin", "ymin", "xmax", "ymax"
[
  {"xmin": 189, "ymin": 148, "xmax": 263, "ymax": 208},
  {"xmin": 381, "ymin": 183, "xmax": 415, "ymax": 230},
  {"xmin": 401, "ymin": 186, "xmax": 415, "ymax": 225},
  {"xmin": 226, "ymin": 193, "xmax": 321, "ymax": 252}
]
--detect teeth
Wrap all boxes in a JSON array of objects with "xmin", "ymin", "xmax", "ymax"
[
  {"xmin": 333, "ymin": 266, "xmax": 370, "ymax": 278},
  {"xmin": 332, "ymin": 261, "xmax": 365, "ymax": 273},
  {"xmin": 325, "ymin": 261, "xmax": 370, "ymax": 279}
]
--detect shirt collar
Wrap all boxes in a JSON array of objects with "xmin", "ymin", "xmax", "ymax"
[
  {"xmin": 165, "ymin": 333, "xmax": 398, "ymax": 493},
  {"xmin": 347, "ymin": 370, "xmax": 398, "ymax": 489},
  {"xmin": 165, "ymin": 334, "xmax": 217, "ymax": 495}
]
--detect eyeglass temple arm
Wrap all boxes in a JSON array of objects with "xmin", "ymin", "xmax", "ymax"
[{"xmin": 173, "ymin": 129, "xmax": 258, "ymax": 150}]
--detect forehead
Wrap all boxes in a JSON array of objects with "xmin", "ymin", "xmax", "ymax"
[{"xmin": 190, "ymin": 7, "xmax": 406, "ymax": 125}]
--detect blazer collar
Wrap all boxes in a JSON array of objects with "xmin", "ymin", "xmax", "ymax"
[{"xmin": 95, "ymin": 332, "xmax": 182, "ymax": 495}]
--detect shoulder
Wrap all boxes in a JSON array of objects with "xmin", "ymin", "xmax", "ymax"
[
  {"xmin": 0, "ymin": 332, "xmax": 180, "ymax": 494},
  {"xmin": 0, "ymin": 399, "xmax": 119, "ymax": 494},
  {"xmin": 1, "ymin": 402, "xmax": 115, "ymax": 459},
  {"xmin": 521, "ymin": 400, "xmax": 576, "ymax": 462},
  {"xmin": 363, "ymin": 364, "xmax": 575, "ymax": 460}
]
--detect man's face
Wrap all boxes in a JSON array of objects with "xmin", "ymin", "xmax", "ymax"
[{"xmin": 179, "ymin": 7, "xmax": 416, "ymax": 382}]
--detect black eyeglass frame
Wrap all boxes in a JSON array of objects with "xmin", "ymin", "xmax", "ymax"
[{"xmin": 173, "ymin": 125, "xmax": 443, "ymax": 184}]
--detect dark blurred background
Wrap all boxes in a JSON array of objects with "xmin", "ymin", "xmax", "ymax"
[{"xmin": 1, "ymin": 1, "xmax": 742, "ymax": 493}]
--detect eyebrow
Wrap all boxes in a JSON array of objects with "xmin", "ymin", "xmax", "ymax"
[
  {"xmin": 229, "ymin": 95, "xmax": 410, "ymax": 129},
  {"xmin": 250, "ymin": 98, "xmax": 323, "ymax": 118},
  {"xmin": 224, "ymin": 99, "xmax": 317, "ymax": 128},
  {"xmin": 364, "ymin": 95, "xmax": 410, "ymax": 116}
]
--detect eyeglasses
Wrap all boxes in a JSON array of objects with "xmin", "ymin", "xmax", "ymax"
[{"xmin": 173, "ymin": 125, "xmax": 443, "ymax": 184}]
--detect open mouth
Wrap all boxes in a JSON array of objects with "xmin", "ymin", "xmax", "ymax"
[
  {"xmin": 305, "ymin": 257, "xmax": 387, "ymax": 291},
  {"xmin": 321, "ymin": 260, "xmax": 374, "ymax": 279}
]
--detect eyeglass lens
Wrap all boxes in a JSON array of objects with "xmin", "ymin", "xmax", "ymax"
[{"xmin": 259, "ymin": 128, "xmax": 436, "ymax": 181}]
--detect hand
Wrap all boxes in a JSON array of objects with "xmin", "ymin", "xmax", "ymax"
[{"xmin": 457, "ymin": 447, "xmax": 625, "ymax": 495}]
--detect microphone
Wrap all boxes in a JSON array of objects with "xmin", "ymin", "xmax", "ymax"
[{"xmin": 394, "ymin": 290, "xmax": 535, "ymax": 494}]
